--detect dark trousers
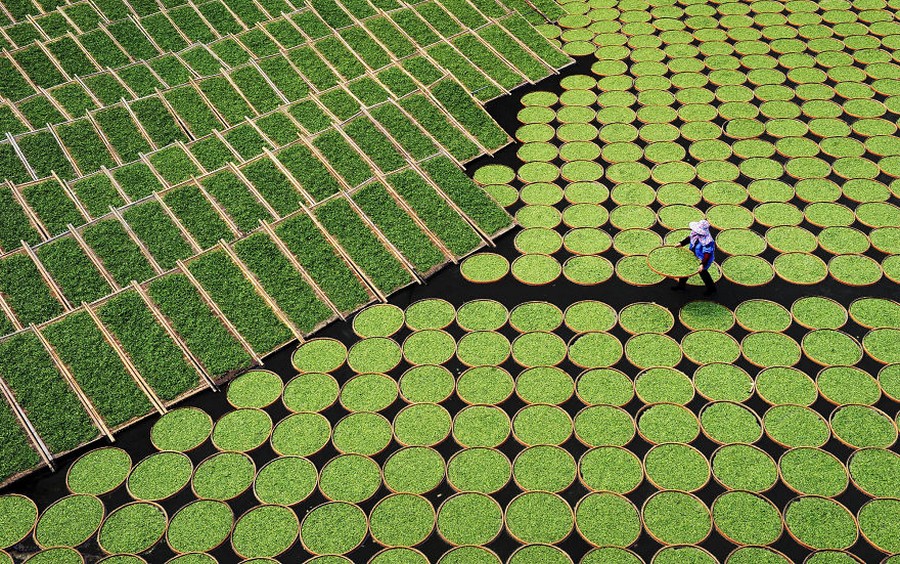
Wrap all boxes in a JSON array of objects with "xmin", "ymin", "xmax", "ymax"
[{"xmin": 676, "ymin": 268, "xmax": 715, "ymax": 291}]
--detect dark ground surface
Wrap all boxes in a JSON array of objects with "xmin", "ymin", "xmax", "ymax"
[{"xmin": 8, "ymin": 55, "xmax": 898, "ymax": 564}]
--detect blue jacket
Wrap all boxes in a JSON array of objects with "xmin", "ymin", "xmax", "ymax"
[{"xmin": 690, "ymin": 240, "xmax": 715, "ymax": 270}]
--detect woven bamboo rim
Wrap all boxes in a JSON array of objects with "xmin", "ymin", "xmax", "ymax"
[
  {"xmin": 572, "ymin": 404, "xmax": 637, "ymax": 448},
  {"xmin": 98, "ymin": 501, "xmax": 168, "ymax": 555},
  {"xmin": 881, "ymin": 255, "xmax": 900, "ymax": 284},
  {"xmin": 847, "ymin": 447, "xmax": 899, "ymax": 499},
  {"xmin": 802, "ymin": 551, "xmax": 865, "ymax": 563},
  {"xmin": 66, "ymin": 447, "xmax": 132, "ymax": 495},
  {"xmin": 509, "ymin": 301, "xmax": 564, "ymax": 333},
  {"xmin": 564, "ymin": 301, "xmax": 618, "ymax": 334},
  {"xmin": 435, "ymin": 492, "xmax": 504, "ymax": 547},
  {"xmin": 97, "ymin": 555, "xmax": 146, "ymax": 564},
  {"xmin": 865, "ymin": 327, "xmax": 900, "ymax": 364},
  {"xmin": 699, "ymin": 400, "xmax": 764, "ymax": 445},
  {"xmin": 870, "ymin": 227, "xmax": 900, "ymax": 254},
  {"xmin": 611, "ymin": 228, "xmax": 662, "ymax": 256},
  {"xmin": 23, "ymin": 548, "xmax": 85, "ymax": 564},
  {"xmin": 577, "ymin": 444, "xmax": 643, "ymax": 494},
  {"xmin": 398, "ymin": 364, "xmax": 456, "ymax": 405},
  {"xmin": 692, "ymin": 363, "xmax": 754, "ymax": 402},
  {"xmin": 624, "ymin": 333, "xmax": 684, "ymax": 369},
  {"xmin": 640, "ymin": 490, "xmax": 712, "ymax": 546},
  {"xmin": 725, "ymin": 546, "xmax": 792, "ymax": 563},
  {"xmin": 643, "ymin": 442, "xmax": 711, "ymax": 492},
  {"xmin": 575, "ymin": 367, "xmax": 634, "ymax": 406},
  {"xmin": 368, "ymin": 493, "xmax": 436, "ymax": 548},
  {"xmin": 291, "ymin": 338, "xmax": 347, "ymax": 373},
  {"xmin": 783, "ymin": 495, "xmax": 859, "ymax": 551},
  {"xmin": 710, "ymin": 443, "xmax": 778, "ymax": 493},
  {"xmin": 511, "ymin": 404, "xmax": 574, "ymax": 447},
  {"xmin": 567, "ymin": 332, "xmax": 624, "ymax": 370},
  {"xmin": 511, "ymin": 445, "xmax": 578, "ymax": 492},
  {"xmin": 404, "ymin": 298, "xmax": 455, "ymax": 331},
  {"xmin": 332, "ymin": 411, "xmax": 394, "ymax": 456},
  {"xmin": 226, "ymin": 369, "xmax": 283, "ymax": 410},
  {"xmin": 573, "ymin": 492, "xmax": 641, "ymax": 548},
  {"xmin": 510, "ymin": 253, "xmax": 562, "ymax": 286},
  {"xmin": 562, "ymin": 255, "xmax": 615, "ymax": 286},
  {"xmin": 721, "ymin": 255, "xmax": 776, "ymax": 286},
  {"xmin": 338, "ymin": 372, "xmax": 399, "ymax": 413},
  {"xmin": 318, "ymin": 454, "xmax": 381, "ymax": 504},
  {"xmin": 150, "ymin": 407, "xmax": 213, "ymax": 452},
  {"xmin": 515, "ymin": 366, "xmax": 575, "ymax": 405},
  {"xmin": 507, "ymin": 543, "xmax": 574, "ymax": 563},
  {"xmin": 778, "ymin": 447, "xmax": 850, "ymax": 498},
  {"xmin": 348, "ymin": 337, "xmax": 402, "ymax": 374},
  {"xmin": 877, "ymin": 364, "xmax": 900, "ymax": 403},
  {"xmin": 460, "ymin": 253, "xmax": 509, "ymax": 283},
  {"xmin": 368, "ymin": 547, "xmax": 430, "ymax": 563},
  {"xmin": 455, "ymin": 299, "xmax": 509, "ymax": 332},
  {"xmin": 166, "ymin": 500, "xmax": 234, "ymax": 555},
  {"xmin": 511, "ymin": 332, "xmax": 567, "ymax": 368},
  {"xmin": 446, "ymin": 446, "xmax": 510, "ymax": 494},
  {"xmin": 755, "ymin": 366, "xmax": 817, "ymax": 407},
  {"xmin": 502, "ymin": 490, "xmax": 576, "ymax": 544},
  {"xmin": 456, "ymin": 366, "xmax": 514, "ymax": 406},
  {"xmin": 764, "ymin": 225, "xmax": 818, "ymax": 253},
  {"xmin": 651, "ymin": 545, "xmax": 714, "ymax": 563},
  {"xmin": 712, "ymin": 490, "xmax": 784, "ymax": 547},
  {"xmin": 829, "ymin": 404, "xmax": 898, "ymax": 450},
  {"xmin": 271, "ymin": 412, "xmax": 331, "ymax": 458},
  {"xmin": 393, "ymin": 403, "xmax": 452, "ymax": 448},
  {"xmin": 451, "ymin": 404, "xmax": 511, "ymax": 449},
  {"xmin": 253, "ymin": 455, "xmax": 318, "ymax": 506},
  {"xmin": 34, "ymin": 493, "xmax": 105, "ymax": 549},
  {"xmin": 618, "ymin": 301, "xmax": 676, "ymax": 335},
  {"xmin": 126, "ymin": 451, "xmax": 193, "ymax": 502},
  {"xmin": 212, "ymin": 408, "xmax": 273, "ymax": 453},
  {"xmin": 163, "ymin": 554, "xmax": 217, "ymax": 564},
  {"xmin": 636, "ymin": 402, "xmax": 701, "ymax": 445},
  {"xmin": 791, "ymin": 296, "xmax": 848, "ymax": 330},
  {"xmin": 815, "ymin": 365, "xmax": 881, "ymax": 406},
  {"xmin": 514, "ymin": 228, "xmax": 564, "ymax": 255},
  {"xmin": 351, "ymin": 303, "xmax": 405, "ymax": 338},
  {"xmin": 634, "ymin": 367, "xmax": 694, "ymax": 405},
  {"xmin": 733, "ymin": 299, "xmax": 791, "ymax": 333},
  {"xmin": 762, "ymin": 404, "xmax": 830, "ymax": 449},
  {"xmin": 382, "ymin": 446, "xmax": 446, "ymax": 495},
  {"xmin": 801, "ymin": 329, "xmax": 864, "ymax": 367},
  {"xmin": 678, "ymin": 301, "xmax": 736, "ymax": 332},
  {"xmin": 804, "ymin": 205, "xmax": 859, "ymax": 229},
  {"xmin": 456, "ymin": 331, "xmax": 512, "ymax": 369},
  {"xmin": 232, "ymin": 504, "xmax": 300, "ymax": 559},
  {"xmin": 849, "ymin": 297, "xmax": 900, "ymax": 329},
  {"xmin": 282, "ymin": 372, "xmax": 340, "ymax": 413},
  {"xmin": 682, "ymin": 330, "xmax": 741, "ymax": 365},
  {"xmin": 828, "ymin": 254, "xmax": 884, "ymax": 286},
  {"xmin": 190, "ymin": 451, "xmax": 255, "ymax": 501},
  {"xmin": 437, "ymin": 546, "xmax": 502, "ymax": 563},
  {"xmin": 741, "ymin": 332, "xmax": 802, "ymax": 368},
  {"xmin": 562, "ymin": 227, "xmax": 613, "ymax": 255}
]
